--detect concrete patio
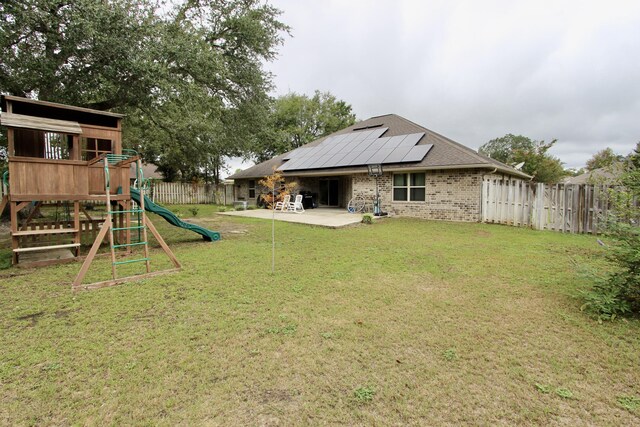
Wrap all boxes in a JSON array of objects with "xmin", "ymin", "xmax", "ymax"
[{"xmin": 218, "ymin": 208, "xmax": 365, "ymax": 228}]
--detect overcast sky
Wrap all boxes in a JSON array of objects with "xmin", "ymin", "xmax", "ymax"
[{"xmin": 228, "ymin": 0, "xmax": 640, "ymax": 175}]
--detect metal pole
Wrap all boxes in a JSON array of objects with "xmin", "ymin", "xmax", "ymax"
[
  {"xmin": 272, "ymin": 184, "xmax": 275, "ymax": 274},
  {"xmin": 375, "ymin": 175, "xmax": 380, "ymax": 215}
]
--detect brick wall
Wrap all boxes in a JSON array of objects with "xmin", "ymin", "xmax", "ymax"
[
  {"xmin": 352, "ymin": 169, "xmax": 486, "ymax": 222},
  {"xmin": 236, "ymin": 169, "xmax": 488, "ymax": 221},
  {"xmin": 234, "ymin": 179, "xmax": 255, "ymax": 205}
]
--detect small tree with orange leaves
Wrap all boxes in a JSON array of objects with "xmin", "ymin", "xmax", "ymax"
[{"xmin": 258, "ymin": 169, "xmax": 298, "ymax": 209}]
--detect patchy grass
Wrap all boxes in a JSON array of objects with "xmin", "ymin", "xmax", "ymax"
[{"xmin": 1, "ymin": 209, "xmax": 639, "ymax": 425}]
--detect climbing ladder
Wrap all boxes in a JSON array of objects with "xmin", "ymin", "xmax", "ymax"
[
  {"xmin": 72, "ymin": 153, "xmax": 181, "ymax": 291},
  {"xmin": 105, "ymin": 154, "xmax": 150, "ymax": 278}
]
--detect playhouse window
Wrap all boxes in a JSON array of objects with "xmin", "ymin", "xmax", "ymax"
[
  {"xmin": 393, "ymin": 172, "xmax": 426, "ymax": 202},
  {"xmin": 248, "ymin": 180, "xmax": 256, "ymax": 199},
  {"xmin": 81, "ymin": 137, "xmax": 112, "ymax": 160},
  {"xmin": 12, "ymin": 129, "xmax": 72, "ymax": 160}
]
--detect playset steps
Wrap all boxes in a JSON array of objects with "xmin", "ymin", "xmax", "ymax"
[
  {"xmin": 13, "ymin": 243, "xmax": 81, "ymax": 253},
  {"xmin": 12, "ymin": 228, "xmax": 78, "ymax": 236}
]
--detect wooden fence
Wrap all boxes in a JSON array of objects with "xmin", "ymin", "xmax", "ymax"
[
  {"xmin": 150, "ymin": 182, "xmax": 232, "ymax": 205},
  {"xmin": 481, "ymin": 179, "xmax": 612, "ymax": 234}
]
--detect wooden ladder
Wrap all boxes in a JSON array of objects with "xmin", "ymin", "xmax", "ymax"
[{"xmin": 72, "ymin": 155, "xmax": 180, "ymax": 291}]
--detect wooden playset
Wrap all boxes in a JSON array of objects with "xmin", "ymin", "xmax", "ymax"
[{"xmin": 0, "ymin": 96, "xmax": 182, "ymax": 290}]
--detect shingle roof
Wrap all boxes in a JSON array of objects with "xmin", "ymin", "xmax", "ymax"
[{"xmin": 229, "ymin": 114, "xmax": 531, "ymax": 179}]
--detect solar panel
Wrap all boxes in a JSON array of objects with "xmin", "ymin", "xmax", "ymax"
[
  {"xmin": 402, "ymin": 144, "xmax": 433, "ymax": 162},
  {"xmin": 334, "ymin": 150, "xmax": 363, "ymax": 167},
  {"xmin": 365, "ymin": 136, "xmax": 390, "ymax": 152},
  {"xmin": 398, "ymin": 133, "xmax": 423, "ymax": 147},
  {"xmin": 369, "ymin": 127, "xmax": 388, "ymax": 139},
  {"xmin": 324, "ymin": 151, "xmax": 348, "ymax": 167},
  {"xmin": 306, "ymin": 154, "xmax": 334, "ymax": 169},
  {"xmin": 381, "ymin": 145, "xmax": 413, "ymax": 163},
  {"xmin": 279, "ymin": 129, "xmax": 430, "ymax": 171},
  {"xmin": 368, "ymin": 148, "xmax": 395, "ymax": 164},
  {"xmin": 348, "ymin": 150, "xmax": 377, "ymax": 166}
]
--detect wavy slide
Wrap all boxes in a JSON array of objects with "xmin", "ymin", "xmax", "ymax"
[{"xmin": 130, "ymin": 188, "xmax": 220, "ymax": 242}]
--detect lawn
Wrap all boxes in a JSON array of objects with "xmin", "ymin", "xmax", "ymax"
[{"xmin": 1, "ymin": 206, "xmax": 639, "ymax": 425}]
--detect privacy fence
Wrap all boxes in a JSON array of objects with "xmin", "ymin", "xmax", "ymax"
[
  {"xmin": 150, "ymin": 182, "xmax": 233, "ymax": 205},
  {"xmin": 481, "ymin": 179, "xmax": 612, "ymax": 234}
]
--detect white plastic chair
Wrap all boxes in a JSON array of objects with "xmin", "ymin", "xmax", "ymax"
[
  {"xmin": 288, "ymin": 194, "xmax": 305, "ymax": 213},
  {"xmin": 274, "ymin": 194, "xmax": 291, "ymax": 211}
]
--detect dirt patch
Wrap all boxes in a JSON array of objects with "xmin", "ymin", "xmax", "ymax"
[
  {"xmin": 259, "ymin": 389, "xmax": 297, "ymax": 404},
  {"xmin": 476, "ymin": 230, "xmax": 492, "ymax": 237},
  {"xmin": 188, "ymin": 218, "xmax": 253, "ymax": 238},
  {"xmin": 16, "ymin": 311, "xmax": 44, "ymax": 326}
]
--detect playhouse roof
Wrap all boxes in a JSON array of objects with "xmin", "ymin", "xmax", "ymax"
[{"xmin": 1, "ymin": 95, "xmax": 123, "ymax": 130}]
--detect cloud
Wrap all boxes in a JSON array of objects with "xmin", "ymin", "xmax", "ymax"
[{"xmin": 265, "ymin": 0, "xmax": 640, "ymax": 168}]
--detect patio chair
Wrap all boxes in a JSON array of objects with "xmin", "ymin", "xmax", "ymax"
[
  {"xmin": 288, "ymin": 194, "xmax": 305, "ymax": 213},
  {"xmin": 274, "ymin": 194, "xmax": 291, "ymax": 211}
]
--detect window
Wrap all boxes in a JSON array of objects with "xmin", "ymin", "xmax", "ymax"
[
  {"xmin": 81, "ymin": 137, "xmax": 112, "ymax": 160},
  {"xmin": 248, "ymin": 180, "xmax": 256, "ymax": 199},
  {"xmin": 13, "ymin": 129, "xmax": 71, "ymax": 159},
  {"xmin": 393, "ymin": 172, "xmax": 426, "ymax": 202}
]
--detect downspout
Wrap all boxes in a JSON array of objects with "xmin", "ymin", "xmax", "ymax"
[{"xmin": 479, "ymin": 167, "xmax": 498, "ymax": 222}]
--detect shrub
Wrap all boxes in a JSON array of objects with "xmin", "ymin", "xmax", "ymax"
[
  {"xmin": 583, "ymin": 143, "xmax": 640, "ymax": 318},
  {"xmin": 362, "ymin": 213, "xmax": 373, "ymax": 224},
  {"xmin": 189, "ymin": 207, "xmax": 199, "ymax": 216}
]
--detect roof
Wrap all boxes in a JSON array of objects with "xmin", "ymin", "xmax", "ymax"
[
  {"xmin": 229, "ymin": 114, "xmax": 531, "ymax": 179},
  {"xmin": 1, "ymin": 95, "xmax": 123, "ymax": 129},
  {"xmin": 1, "ymin": 95, "xmax": 124, "ymax": 118},
  {"xmin": 562, "ymin": 164, "xmax": 623, "ymax": 185},
  {"xmin": 130, "ymin": 163, "xmax": 163, "ymax": 180},
  {"xmin": 0, "ymin": 112, "xmax": 83, "ymax": 134}
]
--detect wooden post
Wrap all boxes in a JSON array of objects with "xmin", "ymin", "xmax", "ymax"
[
  {"xmin": 74, "ymin": 201, "xmax": 80, "ymax": 257},
  {"xmin": 10, "ymin": 202, "xmax": 19, "ymax": 265},
  {"xmin": 72, "ymin": 216, "xmax": 112, "ymax": 288}
]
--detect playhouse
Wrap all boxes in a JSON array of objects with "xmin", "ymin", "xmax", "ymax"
[{"xmin": 0, "ymin": 96, "xmax": 218, "ymax": 290}]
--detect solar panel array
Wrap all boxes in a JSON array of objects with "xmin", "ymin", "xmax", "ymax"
[{"xmin": 280, "ymin": 127, "xmax": 432, "ymax": 171}]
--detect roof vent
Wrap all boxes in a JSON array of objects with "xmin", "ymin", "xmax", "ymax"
[{"xmin": 353, "ymin": 124, "xmax": 383, "ymax": 131}]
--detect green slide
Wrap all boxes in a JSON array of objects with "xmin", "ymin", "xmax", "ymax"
[{"xmin": 130, "ymin": 188, "xmax": 221, "ymax": 242}]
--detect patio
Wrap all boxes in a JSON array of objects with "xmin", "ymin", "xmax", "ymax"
[{"xmin": 218, "ymin": 207, "xmax": 366, "ymax": 228}]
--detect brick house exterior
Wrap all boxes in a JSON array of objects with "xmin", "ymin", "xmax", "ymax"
[{"xmin": 229, "ymin": 115, "xmax": 529, "ymax": 222}]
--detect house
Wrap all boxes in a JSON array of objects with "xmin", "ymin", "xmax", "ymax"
[
  {"xmin": 229, "ymin": 114, "xmax": 530, "ymax": 222},
  {"xmin": 129, "ymin": 162, "xmax": 163, "ymax": 185},
  {"xmin": 562, "ymin": 164, "xmax": 623, "ymax": 185}
]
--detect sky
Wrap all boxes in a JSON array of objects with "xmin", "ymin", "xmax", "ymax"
[{"xmin": 227, "ymin": 0, "xmax": 640, "ymax": 176}]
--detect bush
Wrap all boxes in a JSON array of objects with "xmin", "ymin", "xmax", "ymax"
[
  {"xmin": 362, "ymin": 213, "xmax": 373, "ymax": 224},
  {"xmin": 189, "ymin": 207, "xmax": 199, "ymax": 216},
  {"xmin": 583, "ymin": 144, "xmax": 640, "ymax": 319}
]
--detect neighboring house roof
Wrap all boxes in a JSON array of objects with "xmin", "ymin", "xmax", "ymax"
[
  {"xmin": 229, "ymin": 114, "xmax": 530, "ymax": 179},
  {"xmin": 130, "ymin": 163, "xmax": 163, "ymax": 180},
  {"xmin": 563, "ymin": 164, "xmax": 623, "ymax": 185}
]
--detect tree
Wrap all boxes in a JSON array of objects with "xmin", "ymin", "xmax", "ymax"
[
  {"xmin": 582, "ymin": 143, "xmax": 640, "ymax": 319},
  {"xmin": 257, "ymin": 169, "xmax": 298, "ymax": 208},
  {"xmin": 0, "ymin": 0, "xmax": 289, "ymax": 182},
  {"xmin": 479, "ymin": 134, "xmax": 566, "ymax": 183},
  {"xmin": 252, "ymin": 91, "xmax": 356, "ymax": 162},
  {"xmin": 585, "ymin": 148, "xmax": 624, "ymax": 171}
]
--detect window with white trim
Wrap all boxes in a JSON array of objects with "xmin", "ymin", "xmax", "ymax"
[
  {"xmin": 248, "ymin": 180, "xmax": 256, "ymax": 199},
  {"xmin": 393, "ymin": 172, "xmax": 426, "ymax": 201}
]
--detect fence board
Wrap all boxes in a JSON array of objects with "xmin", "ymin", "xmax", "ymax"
[
  {"xmin": 150, "ymin": 182, "xmax": 225, "ymax": 205},
  {"xmin": 482, "ymin": 179, "xmax": 613, "ymax": 235}
]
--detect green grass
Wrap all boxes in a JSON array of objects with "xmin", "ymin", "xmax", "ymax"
[{"xmin": 1, "ymin": 207, "xmax": 639, "ymax": 425}]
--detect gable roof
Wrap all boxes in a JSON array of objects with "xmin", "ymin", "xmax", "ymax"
[{"xmin": 230, "ymin": 114, "xmax": 531, "ymax": 179}]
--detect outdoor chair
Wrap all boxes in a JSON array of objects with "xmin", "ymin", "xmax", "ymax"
[
  {"xmin": 288, "ymin": 194, "xmax": 305, "ymax": 213},
  {"xmin": 274, "ymin": 194, "xmax": 291, "ymax": 211}
]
